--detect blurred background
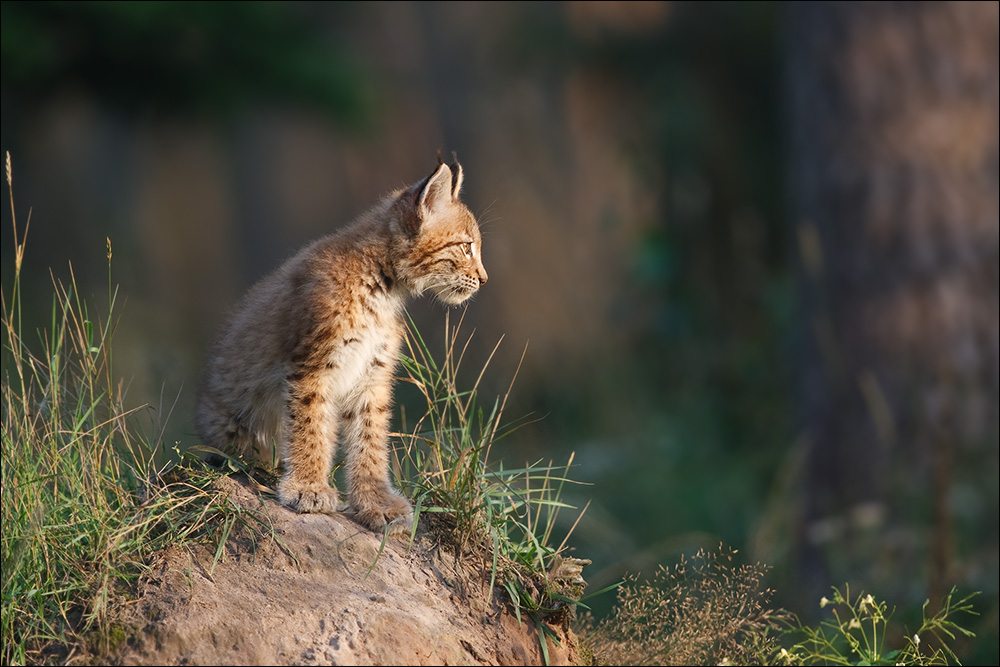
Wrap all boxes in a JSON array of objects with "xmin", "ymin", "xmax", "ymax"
[{"xmin": 2, "ymin": 1, "xmax": 997, "ymax": 660}]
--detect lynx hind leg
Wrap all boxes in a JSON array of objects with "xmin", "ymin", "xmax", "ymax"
[
  {"xmin": 197, "ymin": 400, "xmax": 280, "ymax": 471},
  {"xmin": 247, "ymin": 434, "xmax": 280, "ymax": 470},
  {"xmin": 195, "ymin": 398, "xmax": 248, "ymax": 464}
]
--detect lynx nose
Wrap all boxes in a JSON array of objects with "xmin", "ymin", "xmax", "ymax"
[{"xmin": 478, "ymin": 268, "xmax": 488, "ymax": 286}]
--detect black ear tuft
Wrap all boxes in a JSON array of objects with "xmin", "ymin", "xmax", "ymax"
[{"xmin": 449, "ymin": 153, "xmax": 464, "ymax": 198}]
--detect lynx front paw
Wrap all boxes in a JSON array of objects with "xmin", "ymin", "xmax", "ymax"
[
  {"xmin": 351, "ymin": 488, "xmax": 414, "ymax": 536},
  {"xmin": 278, "ymin": 479, "xmax": 346, "ymax": 514}
]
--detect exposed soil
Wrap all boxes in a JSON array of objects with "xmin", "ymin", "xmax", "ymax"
[{"xmin": 112, "ymin": 475, "xmax": 579, "ymax": 666}]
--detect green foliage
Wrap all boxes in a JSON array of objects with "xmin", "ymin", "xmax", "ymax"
[
  {"xmin": 1, "ymin": 154, "xmax": 272, "ymax": 665},
  {"xmin": 779, "ymin": 585, "xmax": 978, "ymax": 666}
]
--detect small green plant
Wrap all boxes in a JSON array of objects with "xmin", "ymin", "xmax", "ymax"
[
  {"xmin": 392, "ymin": 310, "xmax": 596, "ymax": 658},
  {"xmin": 778, "ymin": 585, "xmax": 978, "ymax": 666},
  {"xmin": 1, "ymin": 153, "xmax": 272, "ymax": 665}
]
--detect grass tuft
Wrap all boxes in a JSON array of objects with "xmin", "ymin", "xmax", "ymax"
[
  {"xmin": 393, "ymin": 309, "xmax": 593, "ymax": 631},
  {"xmin": 1, "ymin": 153, "xmax": 272, "ymax": 665}
]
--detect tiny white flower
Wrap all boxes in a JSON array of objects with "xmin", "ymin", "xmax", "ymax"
[
  {"xmin": 820, "ymin": 596, "xmax": 830, "ymax": 608},
  {"xmin": 848, "ymin": 618, "xmax": 862, "ymax": 630},
  {"xmin": 913, "ymin": 634, "xmax": 921, "ymax": 645}
]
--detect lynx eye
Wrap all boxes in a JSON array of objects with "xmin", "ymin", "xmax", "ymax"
[{"xmin": 460, "ymin": 242, "xmax": 473, "ymax": 257}]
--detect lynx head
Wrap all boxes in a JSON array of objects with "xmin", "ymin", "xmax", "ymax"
[{"xmin": 393, "ymin": 159, "xmax": 488, "ymax": 305}]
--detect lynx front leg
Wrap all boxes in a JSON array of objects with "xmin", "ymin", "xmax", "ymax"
[
  {"xmin": 278, "ymin": 369, "xmax": 344, "ymax": 514},
  {"xmin": 342, "ymin": 359, "xmax": 413, "ymax": 535}
]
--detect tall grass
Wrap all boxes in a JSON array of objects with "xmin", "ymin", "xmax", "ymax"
[
  {"xmin": 393, "ymin": 310, "xmax": 597, "ymax": 657},
  {"xmin": 1, "ymin": 153, "xmax": 269, "ymax": 665}
]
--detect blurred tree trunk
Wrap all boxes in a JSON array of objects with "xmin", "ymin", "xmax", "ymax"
[{"xmin": 787, "ymin": 1, "xmax": 998, "ymax": 604}]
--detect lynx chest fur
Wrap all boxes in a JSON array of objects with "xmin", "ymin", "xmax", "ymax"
[{"xmin": 196, "ymin": 159, "xmax": 487, "ymax": 535}]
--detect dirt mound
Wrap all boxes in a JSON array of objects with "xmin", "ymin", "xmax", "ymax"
[{"xmin": 113, "ymin": 476, "xmax": 579, "ymax": 666}]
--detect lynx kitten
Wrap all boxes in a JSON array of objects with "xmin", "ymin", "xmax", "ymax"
[{"xmin": 196, "ymin": 159, "xmax": 488, "ymax": 534}]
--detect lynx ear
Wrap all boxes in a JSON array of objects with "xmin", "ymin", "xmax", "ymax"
[{"xmin": 417, "ymin": 162, "xmax": 453, "ymax": 220}]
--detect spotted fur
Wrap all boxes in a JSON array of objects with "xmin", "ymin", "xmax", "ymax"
[{"xmin": 196, "ymin": 161, "xmax": 487, "ymax": 535}]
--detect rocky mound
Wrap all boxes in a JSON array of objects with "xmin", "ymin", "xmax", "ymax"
[{"xmin": 112, "ymin": 475, "xmax": 579, "ymax": 666}]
